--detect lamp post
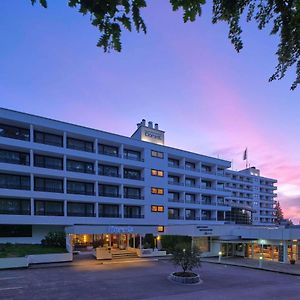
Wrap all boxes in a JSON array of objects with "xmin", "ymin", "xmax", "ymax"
[
  {"xmin": 259, "ymin": 255, "xmax": 263, "ymax": 268},
  {"xmin": 218, "ymin": 251, "xmax": 222, "ymax": 262}
]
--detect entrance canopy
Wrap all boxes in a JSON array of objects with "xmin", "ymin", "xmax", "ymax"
[{"xmin": 65, "ymin": 225, "xmax": 158, "ymax": 235}]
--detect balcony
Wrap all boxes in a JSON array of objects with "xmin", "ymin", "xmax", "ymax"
[
  {"xmin": 201, "ymin": 216, "xmax": 215, "ymax": 221},
  {"xmin": 99, "ymin": 192, "xmax": 121, "ymax": 198},
  {"xmin": 185, "ymin": 216, "xmax": 200, "ymax": 220},
  {"xmin": 168, "ymin": 181, "xmax": 183, "ymax": 186},
  {"xmin": 67, "ymin": 189, "xmax": 94, "ymax": 196},
  {"xmin": 185, "ymin": 199, "xmax": 201, "ymax": 204},
  {"xmin": 168, "ymin": 215, "xmax": 184, "ymax": 220},
  {"xmin": 202, "ymin": 200, "xmax": 216, "ymax": 205},
  {"xmin": 123, "ymin": 194, "xmax": 144, "ymax": 200},
  {"xmin": 168, "ymin": 198, "xmax": 183, "ymax": 203},
  {"xmin": 99, "ymin": 213, "xmax": 121, "ymax": 218},
  {"xmin": 99, "ymin": 171, "xmax": 121, "ymax": 178},
  {"xmin": 168, "ymin": 163, "xmax": 183, "ymax": 169},
  {"xmin": 0, "ymin": 184, "xmax": 30, "ymax": 191},
  {"xmin": 67, "ymin": 212, "xmax": 95, "ymax": 217},
  {"xmin": 0, "ymin": 209, "xmax": 30, "ymax": 215},
  {"xmin": 35, "ymin": 187, "xmax": 64, "ymax": 193},
  {"xmin": 124, "ymin": 174, "xmax": 144, "ymax": 181},
  {"xmin": 98, "ymin": 150, "xmax": 121, "ymax": 158},
  {"xmin": 124, "ymin": 214, "xmax": 144, "ymax": 219}
]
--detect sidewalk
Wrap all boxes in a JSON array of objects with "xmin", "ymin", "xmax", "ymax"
[{"xmin": 202, "ymin": 257, "xmax": 300, "ymax": 276}]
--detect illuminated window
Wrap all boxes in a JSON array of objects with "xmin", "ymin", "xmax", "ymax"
[
  {"xmin": 158, "ymin": 226, "xmax": 164, "ymax": 233},
  {"xmin": 151, "ymin": 187, "xmax": 164, "ymax": 195},
  {"xmin": 151, "ymin": 205, "xmax": 164, "ymax": 213},
  {"xmin": 151, "ymin": 169, "xmax": 164, "ymax": 177},
  {"xmin": 151, "ymin": 150, "xmax": 164, "ymax": 159}
]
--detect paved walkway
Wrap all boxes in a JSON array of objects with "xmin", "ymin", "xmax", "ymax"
[{"xmin": 202, "ymin": 257, "xmax": 300, "ymax": 275}]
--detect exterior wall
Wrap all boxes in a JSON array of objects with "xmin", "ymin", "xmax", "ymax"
[{"xmin": 0, "ymin": 108, "xmax": 278, "ymax": 245}]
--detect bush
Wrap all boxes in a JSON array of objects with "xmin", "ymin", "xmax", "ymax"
[
  {"xmin": 41, "ymin": 231, "xmax": 66, "ymax": 248},
  {"xmin": 143, "ymin": 234, "xmax": 155, "ymax": 249},
  {"xmin": 172, "ymin": 243, "xmax": 201, "ymax": 274},
  {"xmin": 160, "ymin": 235, "xmax": 192, "ymax": 253}
]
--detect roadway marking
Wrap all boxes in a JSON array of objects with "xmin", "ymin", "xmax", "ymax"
[
  {"xmin": 0, "ymin": 286, "xmax": 24, "ymax": 291},
  {"xmin": 0, "ymin": 276, "xmax": 24, "ymax": 281}
]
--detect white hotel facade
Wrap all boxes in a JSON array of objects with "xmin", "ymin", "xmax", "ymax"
[{"xmin": 0, "ymin": 108, "xmax": 298, "ymax": 263}]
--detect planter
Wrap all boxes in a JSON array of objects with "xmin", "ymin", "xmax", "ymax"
[
  {"xmin": 169, "ymin": 272, "xmax": 202, "ymax": 284},
  {"xmin": 290, "ymin": 259, "xmax": 296, "ymax": 265}
]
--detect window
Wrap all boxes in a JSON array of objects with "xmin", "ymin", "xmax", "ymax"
[
  {"xmin": 151, "ymin": 205, "xmax": 164, "ymax": 212},
  {"xmin": 185, "ymin": 162, "xmax": 195, "ymax": 170},
  {"xmin": 168, "ymin": 208, "xmax": 180, "ymax": 219},
  {"xmin": 151, "ymin": 169, "xmax": 164, "ymax": 177},
  {"xmin": 157, "ymin": 226, "xmax": 164, "ymax": 233},
  {"xmin": 0, "ymin": 123, "xmax": 30, "ymax": 141},
  {"xmin": 67, "ymin": 181, "xmax": 94, "ymax": 195},
  {"xmin": 0, "ymin": 149, "xmax": 30, "ymax": 166},
  {"xmin": 124, "ymin": 187, "xmax": 142, "ymax": 199},
  {"xmin": 34, "ymin": 154, "xmax": 63, "ymax": 170},
  {"xmin": 98, "ymin": 144, "xmax": 119, "ymax": 157},
  {"xmin": 151, "ymin": 187, "xmax": 164, "ymax": 195},
  {"xmin": 168, "ymin": 158, "xmax": 180, "ymax": 167},
  {"xmin": 99, "ymin": 164, "xmax": 119, "ymax": 177},
  {"xmin": 0, "ymin": 173, "xmax": 30, "ymax": 190},
  {"xmin": 99, "ymin": 204, "xmax": 120, "ymax": 218},
  {"xmin": 0, "ymin": 198, "xmax": 30, "ymax": 215},
  {"xmin": 185, "ymin": 209, "xmax": 196, "ymax": 220},
  {"xmin": 99, "ymin": 184, "xmax": 119, "ymax": 197},
  {"xmin": 67, "ymin": 137, "xmax": 93, "ymax": 152},
  {"xmin": 34, "ymin": 131, "xmax": 63, "ymax": 147},
  {"xmin": 67, "ymin": 159, "xmax": 94, "ymax": 174},
  {"xmin": 168, "ymin": 191, "xmax": 180, "ymax": 202},
  {"xmin": 67, "ymin": 202, "xmax": 95, "ymax": 217},
  {"xmin": 124, "ymin": 149, "xmax": 142, "ymax": 161},
  {"xmin": 124, "ymin": 168, "xmax": 141, "ymax": 180},
  {"xmin": 151, "ymin": 150, "xmax": 164, "ymax": 159},
  {"xmin": 185, "ymin": 178, "xmax": 196, "ymax": 187},
  {"xmin": 202, "ymin": 165, "xmax": 212, "ymax": 173},
  {"xmin": 168, "ymin": 175, "xmax": 180, "ymax": 184},
  {"xmin": 35, "ymin": 200, "xmax": 64, "ymax": 216},
  {"xmin": 34, "ymin": 177, "xmax": 63, "ymax": 193},
  {"xmin": 0, "ymin": 225, "xmax": 32, "ymax": 237},
  {"xmin": 124, "ymin": 205, "xmax": 143, "ymax": 218},
  {"xmin": 185, "ymin": 193, "xmax": 195, "ymax": 203}
]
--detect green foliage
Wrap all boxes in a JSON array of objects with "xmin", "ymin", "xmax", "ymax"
[
  {"xmin": 31, "ymin": 0, "xmax": 300, "ymax": 89},
  {"xmin": 143, "ymin": 233, "xmax": 155, "ymax": 249},
  {"xmin": 160, "ymin": 235, "xmax": 192, "ymax": 253},
  {"xmin": 274, "ymin": 200, "xmax": 284, "ymax": 224},
  {"xmin": 41, "ymin": 231, "xmax": 66, "ymax": 248},
  {"xmin": 172, "ymin": 243, "xmax": 201, "ymax": 273}
]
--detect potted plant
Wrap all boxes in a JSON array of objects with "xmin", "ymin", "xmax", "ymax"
[{"xmin": 169, "ymin": 244, "xmax": 202, "ymax": 284}]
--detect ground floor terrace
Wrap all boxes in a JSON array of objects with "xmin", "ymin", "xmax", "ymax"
[{"xmin": 1, "ymin": 259, "xmax": 300, "ymax": 300}]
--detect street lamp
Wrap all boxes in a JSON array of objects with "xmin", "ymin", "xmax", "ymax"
[
  {"xmin": 259, "ymin": 255, "xmax": 263, "ymax": 268},
  {"xmin": 218, "ymin": 251, "xmax": 222, "ymax": 262}
]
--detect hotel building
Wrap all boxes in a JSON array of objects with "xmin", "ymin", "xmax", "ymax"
[{"xmin": 0, "ymin": 108, "xmax": 297, "ymax": 263}]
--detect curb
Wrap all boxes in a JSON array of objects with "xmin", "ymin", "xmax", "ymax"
[{"xmin": 202, "ymin": 260, "xmax": 300, "ymax": 277}]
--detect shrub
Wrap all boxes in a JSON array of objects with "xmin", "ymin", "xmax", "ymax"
[
  {"xmin": 143, "ymin": 234, "xmax": 155, "ymax": 249},
  {"xmin": 160, "ymin": 235, "xmax": 192, "ymax": 253},
  {"xmin": 172, "ymin": 243, "xmax": 201, "ymax": 274},
  {"xmin": 41, "ymin": 231, "xmax": 66, "ymax": 248}
]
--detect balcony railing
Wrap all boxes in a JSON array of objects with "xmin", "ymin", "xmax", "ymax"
[
  {"xmin": 67, "ymin": 212, "xmax": 96, "ymax": 217},
  {"xmin": 0, "ymin": 209, "xmax": 30, "ymax": 215},
  {"xmin": 123, "ymin": 194, "xmax": 144, "ymax": 200},
  {"xmin": 99, "ymin": 171, "xmax": 121, "ymax": 178},
  {"xmin": 124, "ymin": 214, "xmax": 144, "ymax": 219},
  {"xmin": 67, "ymin": 189, "xmax": 94, "ymax": 195},
  {"xmin": 99, "ymin": 192, "xmax": 121, "ymax": 198},
  {"xmin": 124, "ymin": 175, "xmax": 144, "ymax": 181},
  {"xmin": 185, "ymin": 199, "xmax": 201, "ymax": 204},
  {"xmin": 0, "ymin": 184, "xmax": 30, "ymax": 190},
  {"xmin": 99, "ymin": 213, "xmax": 121, "ymax": 218},
  {"xmin": 123, "ymin": 155, "xmax": 144, "ymax": 162},
  {"xmin": 168, "ymin": 198, "xmax": 183, "ymax": 203},
  {"xmin": 168, "ymin": 181, "xmax": 183, "ymax": 186},
  {"xmin": 35, "ymin": 187, "xmax": 64, "ymax": 193},
  {"xmin": 98, "ymin": 150, "xmax": 122, "ymax": 158},
  {"xmin": 168, "ymin": 215, "xmax": 184, "ymax": 220},
  {"xmin": 185, "ymin": 216, "xmax": 201, "ymax": 220}
]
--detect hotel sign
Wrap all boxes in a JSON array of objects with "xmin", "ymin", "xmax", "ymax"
[
  {"xmin": 107, "ymin": 226, "xmax": 134, "ymax": 234},
  {"xmin": 141, "ymin": 128, "xmax": 164, "ymax": 145}
]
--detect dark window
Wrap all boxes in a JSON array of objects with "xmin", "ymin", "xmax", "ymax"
[
  {"xmin": 98, "ymin": 164, "xmax": 119, "ymax": 177},
  {"xmin": 202, "ymin": 165, "xmax": 212, "ymax": 173},
  {"xmin": 67, "ymin": 181, "xmax": 95, "ymax": 195},
  {"xmin": 67, "ymin": 202, "xmax": 95, "ymax": 217},
  {"xmin": 185, "ymin": 178, "xmax": 196, "ymax": 187},
  {"xmin": 34, "ymin": 154, "xmax": 63, "ymax": 170},
  {"xmin": 124, "ymin": 149, "xmax": 142, "ymax": 161},
  {"xmin": 168, "ymin": 158, "xmax": 180, "ymax": 167},
  {"xmin": 99, "ymin": 184, "xmax": 119, "ymax": 197},
  {"xmin": 35, "ymin": 200, "xmax": 64, "ymax": 216},
  {"xmin": 67, "ymin": 159, "xmax": 94, "ymax": 174},
  {"xmin": 185, "ymin": 193, "xmax": 196, "ymax": 203},
  {"xmin": 185, "ymin": 209, "xmax": 196, "ymax": 220},
  {"xmin": 124, "ymin": 205, "xmax": 143, "ymax": 218},
  {"xmin": 0, "ymin": 149, "xmax": 29, "ymax": 165},
  {"xmin": 34, "ymin": 177, "xmax": 63, "ymax": 193},
  {"xmin": 0, "ymin": 123, "xmax": 30, "ymax": 141},
  {"xmin": 34, "ymin": 131, "xmax": 63, "ymax": 147},
  {"xmin": 168, "ymin": 175, "xmax": 180, "ymax": 185},
  {"xmin": 99, "ymin": 204, "xmax": 120, "ymax": 218},
  {"xmin": 124, "ymin": 168, "xmax": 141, "ymax": 180},
  {"xmin": 124, "ymin": 187, "xmax": 142, "ymax": 199},
  {"xmin": 185, "ymin": 162, "xmax": 195, "ymax": 170},
  {"xmin": 168, "ymin": 191, "xmax": 180, "ymax": 202},
  {"xmin": 67, "ymin": 137, "xmax": 93, "ymax": 152},
  {"xmin": 0, "ymin": 173, "xmax": 30, "ymax": 190},
  {"xmin": 0, "ymin": 225, "xmax": 32, "ymax": 237},
  {"xmin": 99, "ymin": 144, "xmax": 119, "ymax": 157},
  {"xmin": 168, "ymin": 208, "xmax": 181, "ymax": 219},
  {"xmin": 151, "ymin": 150, "xmax": 164, "ymax": 159},
  {"xmin": 0, "ymin": 198, "xmax": 30, "ymax": 215}
]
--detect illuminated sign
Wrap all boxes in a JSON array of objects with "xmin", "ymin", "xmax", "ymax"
[
  {"xmin": 141, "ymin": 128, "xmax": 164, "ymax": 145},
  {"xmin": 107, "ymin": 226, "xmax": 134, "ymax": 234}
]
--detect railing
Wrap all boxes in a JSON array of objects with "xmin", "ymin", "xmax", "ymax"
[
  {"xmin": 67, "ymin": 189, "xmax": 94, "ymax": 195},
  {"xmin": 168, "ymin": 163, "xmax": 183, "ymax": 169},
  {"xmin": 185, "ymin": 216, "xmax": 201, "ymax": 220},
  {"xmin": 124, "ymin": 175, "xmax": 144, "ymax": 181},
  {"xmin": 168, "ymin": 198, "xmax": 184, "ymax": 203},
  {"xmin": 67, "ymin": 212, "xmax": 96, "ymax": 217},
  {"xmin": 35, "ymin": 187, "xmax": 64, "ymax": 193},
  {"xmin": 98, "ymin": 171, "xmax": 121, "ymax": 178},
  {"xmin": 168, "ymin": 181, "xmax": 183, "ymax": 186},
  {"xmin": 99, "ymin": 213, "xmax": 121, "ymax": 218},
  {"xmin": 35, "ymin": 211, "xmax": 64, "ymax": 216},
  {"xmin": 99, "ymin": 193, "xmax": 121, "ymax": 198},
  {"xmin": 0, "ymin": 210, "xmax": 30, "ymax": 215},
  {"xmin": 67, "ymin": 167, "xmax": 94, "ymax": 174},
  {"xmin": 123, "ymin": 155, "xmax": 144, "ymax": 162},
  {"xmin": 0, "ymin": 158, "xmax": 29, "ymax": 166},
  {"xmin": 98, "ymin": 150, "xmax": 122, "ymax": 158},
  {"xmin": 123, "ymin": 194, "xmax": 144, "ymax": 200},
  {"xmin": 124, "ymin": 214, "xmax": 144, "ymax": 219},
  {"xmin": 185, "ymin": 199, "xmax": 201, "ymax": 204},
  {"xmin": 0, "ymin": 184, "xmax": 30, "ymax": 190},
  {"xmin": 168, "ymin": 215, "xmax": 184, "ymax": 220}
]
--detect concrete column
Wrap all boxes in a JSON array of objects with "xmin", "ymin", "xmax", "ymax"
[
  {"xmin": 64, "ymin": 178, "xmax": 67, "ymax": 194},
  {"xmin": 133, "ymin": 235, "xmax": 136, "ymax": 248},
  {"xmin": 30, "ymin": 149, "xmax": 34, "ymax": 167},
  {"xmin": 63, "ymin": 132, "xmax": 67, "ymax": 148},
  {"xmin": 251, "ymin": 242, "xmax": 254, "ymax": 259},
  {"xmin": 127, "ymin": 234, "xmax": 130, "ymax": 249},
  {"xmin": 283, "ymin": 241, "xmax": 288, "ymax": 263},
  {"xmin": 30, "ymin": 124, "xmax": 34, "ymax": 143},
  {"xmin": 30, "ymin": 198, "xmax": 34, "ymax": 216},
  {"xmin": 94, "ymin": 138, "xmax": 98, "ymax": 154},
  {"xmin": 64, "ymin": 200, "xmax": 67, "ymax": 217},
  {"xmin": 95, "ymin": 202, "xmax": 99, "ymax": 218},
  {"xmin": 30, "ymin": 174, "xmax": 34, "ymax": 192},
  {"xmin": 139, "ymin": 235, "xmax": 142, "ymax": 250}
]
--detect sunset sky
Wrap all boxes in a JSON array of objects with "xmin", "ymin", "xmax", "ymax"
[{"xmin": 0, "ymin": 2, "xmax": 299, "ymax": 221}]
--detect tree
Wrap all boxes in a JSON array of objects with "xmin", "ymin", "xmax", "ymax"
[
  {"xmin": 41, "ymin": 231, "xmax": 66, "ymax": 248},
  {"xmin": 31, "ymin": 0, "xmax": 299, "ymax": 90},
  {"xmin": 274, "ymin": 200, "xmax": 284, "ymax": 224},
  {"xmin": 171, "ymin": 243, "xmax": 201, "ymax": 275}
]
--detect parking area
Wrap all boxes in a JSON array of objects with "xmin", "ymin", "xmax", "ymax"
[{"xmin": 0, "ymin": 260, "xmax": 300, "ymax": 300}]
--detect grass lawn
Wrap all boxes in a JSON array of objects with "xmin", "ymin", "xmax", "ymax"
[{"xmin": 0, "ymin": 244, "xmax": 67, "ymax": 258}]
